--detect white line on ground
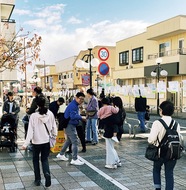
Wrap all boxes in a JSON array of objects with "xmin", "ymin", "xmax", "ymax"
[{"xmin": 78, "ymin": 156, "xmax": 129, "ymax": 190}]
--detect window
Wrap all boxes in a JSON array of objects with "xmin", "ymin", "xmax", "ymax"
[
  {"xmin": 132, "ymin": 47, "xmax": 143, "ymax": 63},
  {"xmin": 119, "ymin": 51, "xmax": 129, "ymax": 65},
  {"xmin": 159, "ymin": 42, "xmax": 170, "ymax": 57},
  {"xmin": 58, "ymin": 75, "xmax": 61, "ymax": 80},
  {"xmin": 178, "ymin": 39, "xmax": 184, "ymax": 54}
]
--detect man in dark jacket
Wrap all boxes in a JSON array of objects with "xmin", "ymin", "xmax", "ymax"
[
  {"xmin": 26, "ymin": 87, "xmax": 49, "ymax": 115},
  {"xmin": 135, "ymin": 90, "xmax": 147, "ymax": 132},
  {"xmin": 49, "ymin": 97, "xmax": 65, "ymax": 118},
  {"xmin": 2, "ymin": 92, "xmax": 20, "ymax": 128}
]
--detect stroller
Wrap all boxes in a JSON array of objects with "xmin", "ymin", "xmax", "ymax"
[{"xmin": 0, "ymin": 113, "xmax": 18, "ymax": 152}]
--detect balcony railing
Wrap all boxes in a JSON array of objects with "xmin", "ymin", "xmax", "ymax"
[
  {"xmin": 1, "ymin": 19, "xmax": 15, "ymax": 23},
  {"xmin": 147, "ymin": 48, "xmax": 186, "ymax": 60}
]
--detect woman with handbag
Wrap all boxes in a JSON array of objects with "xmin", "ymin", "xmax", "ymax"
[
  {"xmin": 85, "ymin": 88, "xmax": 99, "ymax": 145},
  {"xmin": 148, "ymin": 100, "xmax": 181, "ymax": 190},
  {"xmin": 22, "ymin": 96, "xmax": 57, "ymax": 188}
]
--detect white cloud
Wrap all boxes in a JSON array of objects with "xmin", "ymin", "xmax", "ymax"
[
  {"xmin": 67, "ymin": 16, "xmax": 82, "ymax": 24},
  {"xmin": 17, "ymin": 4, "xmax": 150, "ymax": 64},
  {"xmin": 38, "ymin": 19, "xmax": 150, "ymax": 64},
  {"xmin": 14, "ymin": 9, "xmax": 31, "ymax": 15}
]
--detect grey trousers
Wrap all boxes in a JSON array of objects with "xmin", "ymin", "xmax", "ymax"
[{"xmin": 60, "ymin": 124, "xmax": 79, "ymax": 160}]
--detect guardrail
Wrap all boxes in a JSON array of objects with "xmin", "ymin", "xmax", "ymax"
[{"xmin": 124, "ymin": 117, "xmax": 140, "ymax": 138}]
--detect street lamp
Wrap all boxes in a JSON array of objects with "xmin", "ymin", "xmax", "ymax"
[
  {"xmin": 151, "ymin": 58, "xmax": 168, "ymax": 114},
  {"xmin": 75, "ymin": 41, "xmax": 99, "ymax": 89}
]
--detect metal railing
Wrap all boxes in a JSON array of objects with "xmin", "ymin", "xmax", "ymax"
[{"xmin": 147, "ymin": 48, "xmax": 186, "ymax": 60}]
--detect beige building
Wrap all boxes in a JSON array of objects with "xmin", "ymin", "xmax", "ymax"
[
  {"xmin": 55, "ymin": 56, "xmax": 77, "ymax": 91},
  {"xmin": 38, "ymin": 65, "xmax": 58, "ymax": 92},
  {"xmin": 114, "ymin": 15, "xmax": 186, "ymax": 112}
]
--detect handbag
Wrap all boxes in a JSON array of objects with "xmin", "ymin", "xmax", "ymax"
[
  {"xmin": 86, "ymin": 110, "xmax": 97, "ymax": 117},
  {"xmin": 43, "ymin": 123, "xmax": 56, "ymax": 148},
  {"xmin": 145, "ymin": 138, "xmax": 160, "ymax": 161}
]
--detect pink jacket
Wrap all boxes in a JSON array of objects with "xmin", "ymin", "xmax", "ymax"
[{"xmin": 98, "ymin": 105, "xmax": 119, "ymax": 119}]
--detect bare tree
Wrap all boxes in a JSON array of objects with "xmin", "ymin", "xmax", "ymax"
[{"xmin": 0, "ymin": 27, "xmax": 42, "ymax": 72}]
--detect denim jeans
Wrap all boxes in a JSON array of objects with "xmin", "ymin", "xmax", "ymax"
[
  {"xmin": 32, "ymin": 142, "xmax": 50, "ymax": 181},
  {"xmin": 86, "ymin": 118, "xmax": 98, "ymax": 143},
  {"xmin": 137, "ymin": 111, "xmax": 146, "ymax": 131},
  {"xmin": 153, "ymin": 159, "xmax": 177, "ymax": 190},
  {"xmin": 60, "ymin": 124, "xmax": 79, "ymax": 160}
]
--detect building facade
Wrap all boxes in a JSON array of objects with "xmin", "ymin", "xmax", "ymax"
[{"xmin": 114, "ymin": 15, "xmax": 186, "ymax": 112}]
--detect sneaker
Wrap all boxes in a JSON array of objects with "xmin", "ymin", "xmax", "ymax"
[
  {"xmin": 105, "ymin": 164, "xmax": 117, "ymax": 169},
  {"xmin": 56, "ymin": 153, "xmax": 68, "ymax": 161},
  {"xmin": 111, "ymin": 136, "xmax": 119, "ymax": 143},
  {"xmin": 45, "ymin": 173, "xmax": 51, "ymax": 187},
  {"xmin": 117, "ymin": 161, "xmax": 122, "ymax": 167},
  {"xmin": 70, "ymin": 159, "xmax": 84, "ymax": 165}
]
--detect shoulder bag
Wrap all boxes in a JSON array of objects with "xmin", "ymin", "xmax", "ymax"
[
  {"xmin": 44, "ymin": 123, "xmax": 56, "ymax": 147},
  {"xmin": 145, "ymin": 137, "xmax": 160, "ymax": 161}
]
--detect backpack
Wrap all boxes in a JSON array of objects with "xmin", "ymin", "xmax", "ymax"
[
  {"xmin": 159, "ymin": 119, "xmax": 182, "ymax": 160},
  {"xmin": 58, "ymin": 113, "xmax": 70, "ymax": 130}
]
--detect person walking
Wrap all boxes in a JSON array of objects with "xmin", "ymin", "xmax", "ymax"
[
  {"xmin": 134, "ymin": 90, "xmax": 147, "ymax": 132},
  {"xmin": 25, "ymin": 86, "xmax": 50, "ymax": 151},
  {"xmin": 22, "ymin": 97, "xmax": 57, "ymax": 188},
  {"xmin": 56, "ymin": 92, "xmax": 86, "ymax": 165},
  {"xmin": 85, "ymin": 88, "xmax": 99, "ymax": 145},
  {"xmin": 148, "ymin": 100, "xmax": 181, "ymax": 190},
  {"xmin": 98, "ymin": 97, "xmax": 121, "ymax": 169}
]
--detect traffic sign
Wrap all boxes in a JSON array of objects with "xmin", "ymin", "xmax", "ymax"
[
  {"xmin": 98, "ymin": 62, "xmax": 110, "ymax": 76},
  {"xmin": 98, "ymin": 47, "xmax": 109, "ymax": 61}
]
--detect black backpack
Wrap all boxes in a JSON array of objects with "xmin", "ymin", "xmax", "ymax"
[
  {"xmin": 159, "ymin": 119, "xmax": 182, "ymax": 160},
  {"xmin": 58, "ymin": 113, "xmax": 70, "ymax": 130}
]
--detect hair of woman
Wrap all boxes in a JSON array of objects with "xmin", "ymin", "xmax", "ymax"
[{"xmin": 36, "ymin": 96, "xmax": 47, "ymax": 115}]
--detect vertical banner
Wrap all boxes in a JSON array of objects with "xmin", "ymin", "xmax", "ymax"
[
  {"xmin": 133, "ymin": 85, "xmax": 139, "ymax": 97},
  {"xmin": 49, "ymin": 77, "xmax": 53, "ymax": 89},
  {"xmin": 168, "ymin": 81, "xmax": 179, "ymax": 93},
  {"xmin": 157, "ymin": 81, "xmax": 166, "ymax": 93},
  {"xmin": 82, "ymin": 74, "xmax": 90, "ymax": 86},
  {"xmin": 182, "ymin": 80, "xmax": 186, "ymax": 97}
]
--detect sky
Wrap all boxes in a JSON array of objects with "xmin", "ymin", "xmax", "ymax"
[{"xmin": 12, "ymin": 0, "xmax": 186, "ymax": 66}]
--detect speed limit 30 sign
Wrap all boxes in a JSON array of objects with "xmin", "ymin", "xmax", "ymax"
[{"xmin": 98, "ymin": 47, "xmax": 109, "ymax": 61}]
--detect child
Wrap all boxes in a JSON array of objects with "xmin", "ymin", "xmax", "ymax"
[{"xmin": 97, "ymin": 98, "xmax": 119, "ymax": 143}]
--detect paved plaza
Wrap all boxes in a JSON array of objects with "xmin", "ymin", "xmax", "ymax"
[{"xmin": 0, "ymin": 109, "xmax": 186, "ymax": 190}]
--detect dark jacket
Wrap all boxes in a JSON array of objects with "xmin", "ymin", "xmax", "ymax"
[
  {"xmin": 26, "ymin": 93, "xmax": 49, "ymax": 115},
  {"xmin": 101, "ymin": 108, "xmax": 126, "ymax": 138},
  {"xmin": 49, "ymin": 101, "xmax": 59, "ymax": 117},
  {"xmin": 64, "ymin": 99, "xmax": 82, "ymax": 126},
  {"xmin": 135, "ymin": 96, "xmax": 147, "ymax": 112},
  {"xmin": 3, "ymin": 99, "xmax": 20, "ymax": 117}
]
